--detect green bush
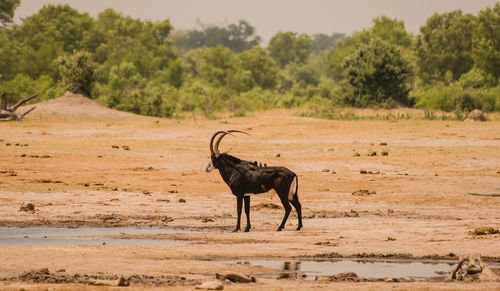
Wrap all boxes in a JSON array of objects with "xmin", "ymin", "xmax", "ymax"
[
  {"xmin": 56, "ymin": 50, "xmax": 97, "ymax": 96},
  {"xmin": 341, "ymin": 38, "xmax": 412, "ymax": 108}
]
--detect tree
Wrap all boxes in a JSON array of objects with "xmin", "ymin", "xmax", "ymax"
[
  {"xmin": 415, "ymin": 10, "xmax": 475, "ymax": 83},
  {"xmin": 268, "ymin": 32, "xmax": 311, "ymax": 68},
  {"xmin": 0, "ymin": 0, "xmax": 20, "ymax": 27},
  {"xmin": 174, "ymin": 20, "xmax": 260, "ymax": 53},
  {"xmin": 237, "ymin": 46, "xmax": 279, "ymax": 90},
  {"xmin": 472, "ymin": 3, "xmax": 500, "ymax": 80},
  {"xmin": 341, "ymin": 38, "xmax": 412, "ymax": 107},
  {"xmin": 311, "ymin": 33, "xmax": 344, "ymax": 54},
  {"xmin": 57, "ymin": 51, "xmax": 97, "ymax": 96},
  {"xmin": 328, "ymin": 16, "xmax": 412, "ymax": 81}
]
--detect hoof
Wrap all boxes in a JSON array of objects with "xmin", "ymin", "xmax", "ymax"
[
  {"xmin": 232, "ymin": 228, "xmax": 240, "ymax": 232},
  {"xmin": 244, "ymin": 227, "xmax": 251, "ymax": 232},
  {"xmin": 277, "ymin": 227, "xmax": 283, "ymax": 231},
  {"xmin": 296, "ymin": 226, "xmax": 303, "ymax": 231}
]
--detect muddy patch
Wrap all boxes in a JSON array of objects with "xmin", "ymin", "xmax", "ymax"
[
  {"xmin": 0, "ymin": 227, "xmax": 194, "ymax": 246},
  {"xmin": 231, "ymin": 259, "xmax": 458, "ymax": 281},
  {"xmin": 0, "ymin": 268, "xmax": 200, "ymax": 287}
]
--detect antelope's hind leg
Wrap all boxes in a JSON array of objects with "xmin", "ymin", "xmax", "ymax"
[
  {"xmin": 290, "ymin": 194, "xmax": 303, "ymax": 230},
  {"xmin": 277, "ymin": 192, "xmax": 292, "ymax": 231}
]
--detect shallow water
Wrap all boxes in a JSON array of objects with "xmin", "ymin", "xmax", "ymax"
[
  {"xmin": 235, "ymin": 260, "xmax": 457, "ymax": 280},
  {"xmin": 0, "ymin": 227, "xmax": 191, "ymax": 246}
]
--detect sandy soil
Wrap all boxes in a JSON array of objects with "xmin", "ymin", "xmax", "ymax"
[{"xmin": 0, "ymin": 94, "xmax": 499, "ymax": 290}]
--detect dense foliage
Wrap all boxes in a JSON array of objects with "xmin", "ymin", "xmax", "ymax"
[{"xmin": 1, "ymin": 3, "xmax": 500, "ymax": 119}]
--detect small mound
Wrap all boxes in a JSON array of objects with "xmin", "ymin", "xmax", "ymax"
[{"xmin": 22, "ymin": 91, "xmax": 141, "ymax": 121}]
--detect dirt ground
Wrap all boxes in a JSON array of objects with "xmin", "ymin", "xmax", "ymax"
[{"xmin": 0, "ymin": 94, "xmax": 499, "ymax": 290}]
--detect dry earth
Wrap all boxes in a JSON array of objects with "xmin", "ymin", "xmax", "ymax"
[{"xmin": 0, "ymin": 94, "xmax": 499, "ymax": 290}]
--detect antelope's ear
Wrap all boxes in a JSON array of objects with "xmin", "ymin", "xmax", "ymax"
[{"xmin": 223, "ymin": 147, "xmax": 232, "ymax": 154}]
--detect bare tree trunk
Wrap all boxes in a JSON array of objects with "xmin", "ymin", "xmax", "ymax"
[{"xmin": 0, "ymin": 92, "xmax": 38, "ymax": 121}]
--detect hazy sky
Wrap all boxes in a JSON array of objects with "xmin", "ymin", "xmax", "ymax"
[{"xmin": 15, "ymin": 0, "xmax": 499, "ymax": 44}]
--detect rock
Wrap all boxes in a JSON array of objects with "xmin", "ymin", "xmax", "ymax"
[
  {"xmin": 379, "ymin": 142, "xmax": 388, "ymax": 146},
  {"xmin": 216, "ymin": 271, "xmax": 255, "ymax": 283},
  {"xmin": 276, "ymin": 153, "xmax": 281, "ymax": 157},
  {"xmin": 381, "ymin": 150, "xmax": 389, "ymax": 156},
  {"xmin": 367, "ymin": 151, "xmax": 377, "ymax": 156},
  {"xmin": 465, "ymin": 109, "xmax": 486, "ymax": 122},
  {"xmin": 117, "ymin": 276, "xmax": 130, "ymax": 286},
  {"xmin": 195, "ymin": 280, "xmax": 223, "ymax": 290},
  {"xmin": 20, "ymin": 202, "xmax": 35, "ymax": 211},
  {"xmin": 360, "ymin": 170, "xmax": 368, "ymax": 174},
  {"xmin": 353, "ymin": 152, "xmax": 360, "ymax": 157},
  {"xmin": 321, "ymin": 169, "xmax": 330, "ymax": 173},
  {"xmin": 178, "ymin": 198, "xmax": 186, "ymax": 203}
]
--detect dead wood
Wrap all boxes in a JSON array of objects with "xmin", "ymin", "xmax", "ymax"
[
  {"xmin": 445, "ymin": 254, "xmax": 500, "ymax": 282},
  {"xmin": 0, "ymin": 91, "xmax": 38, "ymax": 121}
]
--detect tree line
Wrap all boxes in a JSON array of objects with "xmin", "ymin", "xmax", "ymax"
[{"xmin": 1, "ymin": 1, "xmax": 499, "ymax": 118}]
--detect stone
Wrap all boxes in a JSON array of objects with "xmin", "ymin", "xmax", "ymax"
[
  {"xmin": 216, "ymin": 271, "xmax": 255, "ymax": 283},
  {"xmin": 20, "ymin": 202, "xmax": 35, "ymax": 211},
  {"xmin": 465, "ymin": 109, "xmax": 485, "ymax": 122}
]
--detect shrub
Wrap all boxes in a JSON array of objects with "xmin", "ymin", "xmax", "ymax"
[{"xmin": 341, "ymin": 38, "xmax": 412, "ymax": 108}]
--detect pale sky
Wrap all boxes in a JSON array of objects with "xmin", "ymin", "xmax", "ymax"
[{"xmin": 15, "ymin": 0, "xmax": 499, "ymax": 44}]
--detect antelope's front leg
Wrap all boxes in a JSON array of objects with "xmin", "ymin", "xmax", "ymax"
[
  {"xmin": 244, "ymin": 195, "xmax": 251, "ymax": 232},
  {"xmin": 234, "ymin": 195, "xmax": 243, "ymax": 232}
]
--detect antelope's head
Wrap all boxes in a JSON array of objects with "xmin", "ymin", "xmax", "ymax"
[{"xmin": 205, "ymin": 130, "xmax": 250, "ymax": 172}]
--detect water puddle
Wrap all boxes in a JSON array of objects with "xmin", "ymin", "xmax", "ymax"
[
  {"xmin": 234, "ymin": 259, "xmax": 458, "ymax": 280},
  {"xmin": 0, "ymin": 227, "xmax": 192, "ymax": 246}
]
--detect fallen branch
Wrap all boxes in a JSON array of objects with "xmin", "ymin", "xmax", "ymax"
[{"xmin": 0, "ymin": 91, "xmax": 38, "ymax": 121}]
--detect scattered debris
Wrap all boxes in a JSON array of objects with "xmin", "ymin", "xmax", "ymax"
[
  {"xmin": 468, "ymin": 193, "xmax": 500, "ymax": 197},
  {"xmin": 367, "ymin": 151, "xmax": 377, "ymax": 156},
  {"xmin": 379, "ymin": 142, "xmax": 388, "ymax": 146},
  {"xmin": 122, "ymin": 145, "xmax": 130, "ymax": 150},
  {"xmin": 111, "ymin": 145, "xmax": 119, "ymax": 149},
  {"xmin": 381, "ymin": 150, "xmax": 389, "ymax": 156},
  {"xmin": 352, "ymin": 190, "xmax": 376, "ymax": 196},
  {"xmin": 353, "ymin": 152, "xmax": 360, "ymax": 157},
  {"xmin": 178, "ymin": 198, "xmax": 186, "ymax": 203},
  {"xmin": 469, "ymin": 227, "xmax": 499, "ymax": 236},
  {"xmin": 387, "ymin": 236, "xmax": 397, "ymax": 241},
  {"xmin": 315, "ymin": 241, "xmax": 338, "ymax": 246},
  {"xmin": 202, "ymin": 216, "xmax": 214, "ymax": 223},
  {"xmin": 251, "ymin": 203, "xmax": 280, "ymax": 210},
  {"xmin": 317, "ymin": 272, "xmax": 366, "ymax": 282},
  {"xmin": 321, "ymin": 169, "xmax": 330, "ymax": 173}
]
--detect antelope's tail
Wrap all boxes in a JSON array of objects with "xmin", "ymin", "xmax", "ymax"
[{"xmin": 288, "ymin": 174, "xmax": 298, "ymax": 201}]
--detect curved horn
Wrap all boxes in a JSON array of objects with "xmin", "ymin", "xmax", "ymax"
[
  {"xmin": 214, "ymin": 130, "xmax": 251, "ymax": 156},
  {"xmin": 209, "ymin": 131, "xmax": 227, "ymax": 156}
]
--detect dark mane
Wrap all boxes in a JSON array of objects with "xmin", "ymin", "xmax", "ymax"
[{"xmin": 221, "ymin": 153, "xmax": 242, "ymax": 164}]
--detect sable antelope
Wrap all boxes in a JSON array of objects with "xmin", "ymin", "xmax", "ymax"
[{"xmin": 205, "ymin": 130, "xmax": 303, "ymax": 232}]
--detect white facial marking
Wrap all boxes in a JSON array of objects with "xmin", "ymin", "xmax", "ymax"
[{"xmin": 205, "ymin": 160, "xmax": 215, "ymax": 172}]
